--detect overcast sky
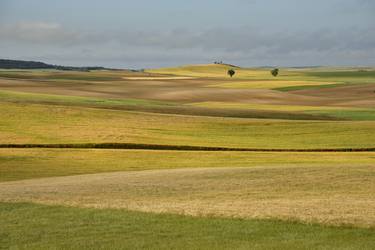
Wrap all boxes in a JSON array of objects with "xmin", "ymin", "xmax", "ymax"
[{"xmin": 0, "ymin": 0, "xmax": 374, "ymax": 68}]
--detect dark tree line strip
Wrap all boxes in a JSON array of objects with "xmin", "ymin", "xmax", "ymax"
[{"xmin": 0, "ymin": 143, "xmax": 375, "ymax": 152}]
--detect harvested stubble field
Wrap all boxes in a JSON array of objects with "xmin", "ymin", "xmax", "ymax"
[
  {"xmin": 1, "ymin": 163, "xmax": 375, "ymax": 228},
  {"xmin": 1, "ymin": 64, "xmax": 375, "ymax": 249}
]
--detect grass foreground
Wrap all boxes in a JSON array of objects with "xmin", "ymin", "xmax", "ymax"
[{"xmin": 1, "ymin": 202, "xmax": 374, "ymax": 250}]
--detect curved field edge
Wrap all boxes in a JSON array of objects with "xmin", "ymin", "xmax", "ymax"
[
  {"xmin": 190, "ymin": 101, "xmax": 375, "ymax": 121},
  {"xmin": 1, "ymin": 202, "xmax": 374, "ymax": 250},
  {"xmin": 2, "ymin": 143, "xmax": 375, "ymax": 152},
  {"xmin": 0, "ymin": 90, "xmax": 337, "ymax": 121},
  {"xmin": 2, "ymin": 102, "xmax": 375, "ymax": 149},
  {"xmin": 1, "ymin": 149, "xmax": 375, "ymax": 182},
  {"xmin": 1, "ymin": 165, "xmax": 374, "ymax": 227}
]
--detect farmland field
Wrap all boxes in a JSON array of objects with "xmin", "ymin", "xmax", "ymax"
[{"xmin": 1, "ymin": 65, "xmax": 375, "ymax": 249}]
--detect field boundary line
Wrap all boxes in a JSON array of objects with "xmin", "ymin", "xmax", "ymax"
[{"xmin": 1, "ymin": 143, "xmax": 375, "ymax": 152}]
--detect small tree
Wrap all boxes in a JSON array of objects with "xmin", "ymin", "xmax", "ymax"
[
  {"xmin": 271, "ymin": 68, "xmax": 279, "ymax": 77},
  {"xmin": 228, "ymin": 69, "xmax": 236, "ymax": 77}
]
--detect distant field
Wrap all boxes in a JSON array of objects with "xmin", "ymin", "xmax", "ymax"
[
  {"xmin": 1, "ymin": 65, "xmax": 375, "ymax": 110},
  {"xmin": 191, "ymin": 101, "xmax": 354, "ymax": 112},
  {"xmin": 147, "ymin": 64, "xmax": 299, "ymax": 79},
  {"xmin": 209, "ymin": 80, "xmax": 340, "ymax": 89},
  {"xmin": 190, "ymin": 101, "xmax": 375, "ymax": 120},
  {"xmin": 0, "ymin": 90, "xmax": 341, "ymax": 121},
  {"xmin": 0, "ymin": 89, "xmax": 173, "ymax": 107},
  {"xmin": 148, "ymin": 64, "xmax": 375, "ymax": 82}
]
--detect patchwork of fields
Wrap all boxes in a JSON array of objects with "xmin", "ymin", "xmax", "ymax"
[{"xmin": 1, "ymin": 65, "xmax": 375, "ymax": 249}]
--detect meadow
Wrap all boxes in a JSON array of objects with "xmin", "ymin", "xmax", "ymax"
[
  {"xmin": 0, "ymin": 64, "xmax": 375, "ymax": 249},
  {"xmin": 2, "ymin": 203, "xmax": 374, "ymax": 250}
]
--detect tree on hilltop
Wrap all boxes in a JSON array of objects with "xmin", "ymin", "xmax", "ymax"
[
  {"xmin": 271, "ymin": 68, "xmax": 279, "ymax": 77},
  {"xmin": 228, "ymin": 69, "xmax": 236, "ymax": 77}
]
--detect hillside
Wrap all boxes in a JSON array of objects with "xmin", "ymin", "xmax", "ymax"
[
  {"xmin": 0, "ymin": 59, "xmax": 54, "ymax": 69},
  {"xmin": 146, "ymin": 64, "xmax": 244, "ymax": 77},
  {"xmin": 0, "ymin": 59, "xmax": 107, "ymax": 71}
]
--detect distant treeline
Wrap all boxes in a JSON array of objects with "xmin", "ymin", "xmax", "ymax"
[
  {"xmin": 0, "ymin": 59, "xmax": 108, "ymax": 71},
  {"xmin": 213, "ymin": 61, "xmax": 240, "ymax": 68}
]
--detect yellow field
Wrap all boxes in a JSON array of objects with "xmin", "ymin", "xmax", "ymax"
[
  {"xmin": 2, "ymin": 148, "xmax": 375, "ymax": 182},
  {"xmin": 189, "ymin": 101, "xmax": 359, "ymax": 112},
  {"xmin": 209, "ymin": 80, "xmax": 339, "ymax": 89},
  {"xmin": 147, "ymin": 64, "xmax": 300, "ymax": 79},
  {"xmin": 1, "ymin": 163, "xmax": 374, "ymax": 227},
  {"xmin": 2, "ymin": 102, "xmax": 375, "ymax": 148},
  {"xmin": 1, "ymin": 66, "xmax": 375, "ymax": 248}
]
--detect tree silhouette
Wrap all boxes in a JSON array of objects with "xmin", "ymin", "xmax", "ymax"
[
  {"xmin": 228, "ymin": 69, "xmax": 236, "ymax": 77},
  {"xmin": 271, "ymin": 68, "xmax": 279, "ymax": 77}
]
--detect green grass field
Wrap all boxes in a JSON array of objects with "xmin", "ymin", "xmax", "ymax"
[
  {"xmin": 2, "ymin": 203, "xmax": 374, "ymax": 250},
  {"xmin": 190, "ymin": 101, "xmax": 375, "ymax": 120},
  {"xmin": 1, "ymin": 65, "xmax": 374, "ymax": 249}
]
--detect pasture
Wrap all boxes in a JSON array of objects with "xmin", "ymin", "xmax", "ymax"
[{"xmin": 1, "ymin": 64, "xmax": 375, "ymax": 249}]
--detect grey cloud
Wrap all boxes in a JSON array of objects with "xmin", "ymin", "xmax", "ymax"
[
  {"xmin": 0, "ymin": 22, "xmax": 106, "ymax": 47},
  {"xmin": 0, "ymin": 22, "xmax": 81, "ymax": 45},
  {"xmin": 114, "ymin": 26, "xmax": 375, "ymax": 56},
  {"xmin": 1, "ymin": 21, "xmax": 374, "ymax": 67},
  {"xmin": 3, "ymin": 22, "xmax": 375, "ymax": 53}
]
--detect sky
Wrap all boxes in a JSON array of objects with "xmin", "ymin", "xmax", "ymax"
[{"xmin": 0, "ymin": 0, "xmax": 374, "ymax": 68}]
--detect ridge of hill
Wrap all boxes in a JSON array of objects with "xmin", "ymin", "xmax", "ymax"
[{"xmin": 0, "ymin": 59, "xmax": 108, "ymax": 71}]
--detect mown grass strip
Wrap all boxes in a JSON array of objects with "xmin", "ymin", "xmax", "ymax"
[{"xmin": 1, "ymin": 143, "xmax": 375, "ymax": 152}]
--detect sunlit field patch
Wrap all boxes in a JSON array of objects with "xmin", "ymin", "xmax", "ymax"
[
  {"xmin": 190, "ymin": 102, "xmax": 375, "ymax": 120},
  {"xmin": 190, "ymin": 101, "xmax": 354, "ymax": 112},
  {"xmin": 2, "ymin": 149, "xmax": 375, "ymax": 182},
  {"xmin": 1, "ymin": 101, "xmax": 375, "ymax": 148},
  {"xmin": 1, "ymin": 164, "xmax": 374, "ymax": 227},
  {"xmin": 209, "ymin": 80, "xmax": 339, "ymax": 89}
]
